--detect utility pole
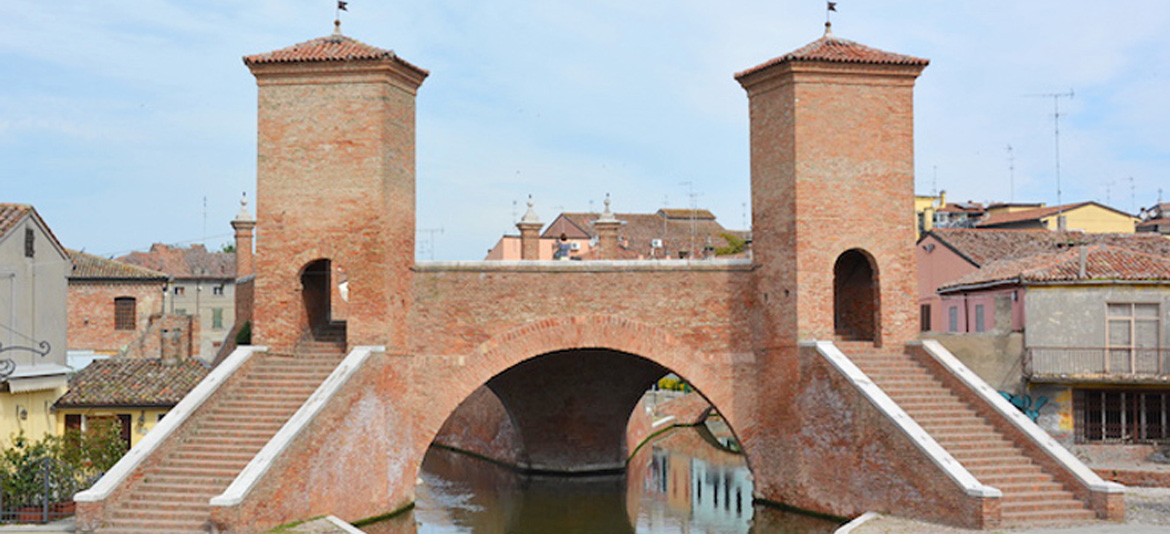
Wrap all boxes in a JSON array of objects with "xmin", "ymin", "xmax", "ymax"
[{"xmin": 1027, "ymin": 90, "xmax": 1074, "ymax": 225}]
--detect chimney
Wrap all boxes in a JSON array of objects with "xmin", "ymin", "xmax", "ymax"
[
  {"xmin": 231, "ymin": 193, "xmax": 256, "ymax": 277},
  {"xmin": 1078, "ymin": 246, "xmax": 1088, "ymax": 279},
  {"xmin": 515, "ymin": 195, "xmax": 543, "ymax": 261},
  {"xmin": 922, "ymin": 207, "xmax": 935, "ymax": 232},
  {"xmin": 591, "ymin": 194, "xmax": 624, "ymax": 260}
]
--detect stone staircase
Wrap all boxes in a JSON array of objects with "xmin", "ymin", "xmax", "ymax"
[
  {"xmin": 842, "ymin": 344, "xmax": 1096, "ymax": 527},
  {"xmin": 94, "ymin": 334, "xmax": 345, "ymax": 534}
]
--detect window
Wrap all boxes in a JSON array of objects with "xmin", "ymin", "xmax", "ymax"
[
  {"xmin": 948, "ymin": 306, "xmax": 959, "ymax": 332},
  {"xmin": 920, "ymin": 304, "xmax": 932, "ymax": 332},
  {"xmin": 1077, "ymin": 389, "xmax": 1170, "ymax": 443},
  {"xmin": 212, "ymin": 308, "xmax": 224, "ymax": 330},
  {"xmin": 114, "ymin": 297, "xmax": 136, "ymax": 330},
  {"xmin": 173, "ymin": 286, "xmax": 185, "ymax": 296},
  {"xmin": 974, "ymin": 304, "xmax": 985, "ymax": 333},
  {"xmin": 24, "ymin": 228, "xmax": 34, "ymax": 258},
  {"xmin": 1107, "ymin": 303, "xmax": 1161, "ymax": 374},
  {"xmin": 65, "ymin": 414, "xmax": 81, "ymax": 431},
  {"xmin": 213, "ymin": 285, "xmax": 224, "ymax": 296}
]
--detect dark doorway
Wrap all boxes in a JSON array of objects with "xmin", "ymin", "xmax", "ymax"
[
  {"xmin": 301, "ymin": 259, "xmax": 332, "ymax": 337},
  {"xmin": 833, "ymin": 249, "xmax": 879, "ymax": 342}
]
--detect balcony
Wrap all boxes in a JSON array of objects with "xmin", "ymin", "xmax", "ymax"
[{"xmin": 1026, "ymin": 347, "xmax": 1170, "ymax": 384}]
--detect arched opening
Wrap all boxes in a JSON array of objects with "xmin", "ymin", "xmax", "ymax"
[
  {"xmin": 355, "ymin": 348, "xmax": 821, "ymax": 534},
  {"xmin": 833, "ymin": 249, "xmax": 880, "ymax": 343},
  {"xmin": 299, "ymin": 259, "xmax": 346, "ymax": 341}
]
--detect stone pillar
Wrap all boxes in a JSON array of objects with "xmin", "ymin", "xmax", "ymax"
[
  {"xmin": 231, "ymin": 194, "xmax": 256, "ymax": 278},
  {"xmin": 516, "ymin": 195, "xmax": 543, "ymax": 261},
  {"xmin": 591, "ymin": 194, "xmax": 624, "ymax": 260}
]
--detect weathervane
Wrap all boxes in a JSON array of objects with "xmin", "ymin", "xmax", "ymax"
[
  {"xmin": 334, "ymin": 1, "xmax": 349, "ymax": 34},
  {"xmin": 825, "ymin": 1, "xmax": 838, "ymax": 35}
]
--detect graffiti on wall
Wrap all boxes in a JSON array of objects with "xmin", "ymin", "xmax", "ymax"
[{"xmin": 999, "ymin": 391, "xmax": 1048, "ymax": 423}]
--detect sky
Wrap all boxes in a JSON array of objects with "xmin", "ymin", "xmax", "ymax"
[{"xmin": 2, "ymin": 1, "xmax": 1167, "ymax": 261}]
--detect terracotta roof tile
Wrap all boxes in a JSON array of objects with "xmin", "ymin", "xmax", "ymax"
[
  {"xmin": 736, "ymin": 34, "xmax": 928, "ymax": 79},
  {"xmin": 0, "ymin": 203, "xmax": 32, "ymax": 238},
  {"xmin": 243, "ymin": 34, "xmax": 429, "ymax": 76},
  {"xmin": 68, "ymin": 249, "xmax": 169, "ymax": 281},
  {"xmin": 941, "ymin": 244, "xmax": 1170, "ymax": 290},
  {"xmin": 54, "ymin": 358, "xmax": 209, "ymax": 408},
  {"xmin": 926, "ymin": 229, "xmax": 1170, "ymax": 267},
  {"xmin": 542, "ymin": 211, "xmax": 745, "ymax": 259},
  {"xmin": 117, "ymin": 243, "xmax": 235, "ymax": 280}
]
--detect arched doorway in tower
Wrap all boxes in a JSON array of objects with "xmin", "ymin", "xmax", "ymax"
[
  {"xmin": 299, "ymin": 259, "xmax": 348, "ymax": 342},
  {"xmin": 833, "ymin": 248, "xmax": 880, "ymax": 343}
]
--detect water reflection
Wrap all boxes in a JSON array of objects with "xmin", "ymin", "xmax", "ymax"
[{"xmin": 362, "ymin": 427, "xmax": 840, "ymax": 534}]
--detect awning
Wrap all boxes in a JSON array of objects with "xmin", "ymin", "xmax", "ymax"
[{"xmin": 6, "ymin": 364, "xmax": 72, "ymax": 393}]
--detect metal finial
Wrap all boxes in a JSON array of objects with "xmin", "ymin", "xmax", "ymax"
[{"xmin": 236, "ymin": 192, "xmax": 253, "ymax": 221}]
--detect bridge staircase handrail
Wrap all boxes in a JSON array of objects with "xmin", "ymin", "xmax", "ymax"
[
  {"xmin": 810, "ymin": 341, "xmax": 1001, "ymax": 499},
  {"xmin": 918, "ymin": 340, "xmax": 1124, "ymax": 495},
  {"xmin": 74, "ymin": 345, "xmax": 268, "ymax": 503},
  {"xmin": 209, "ymin": 345, "xmax": 384, "ymax": 508}
]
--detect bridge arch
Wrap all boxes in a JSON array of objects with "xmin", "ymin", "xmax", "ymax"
[{"xmin": 413, "ymin": 315, "xmax": 751, "ymax": 476}]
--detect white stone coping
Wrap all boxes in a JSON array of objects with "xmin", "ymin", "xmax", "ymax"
[
  {"xmin": 75, "ymin": 345, "xmax": 267, "ymax": 503},
  {"xmin": 808, "ymin": 341, "xmax": 1001, "ymax": 498},
  {"xmin": 325, "ymin": 515, "xmax": 368, "ymax": 534},
  {"xmin": 919, "ymin": 339, "xmax": 1126, "ymax": 495},
  {"xmin": 210, "ymin": 346, "xmax": 384, "ymax": 508},
  {"xmin": 834, "ymin": 511, "xmax": 881, "ymax": 534},
  {"xmin": 413, "ymin": 259, "xmax": 754, "ymax": 272}
]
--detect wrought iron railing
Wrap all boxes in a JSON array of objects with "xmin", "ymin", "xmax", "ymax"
[
  {"xmin": 1027, "ymin": 347, "xmax": 1170, "ymax": 377},
  {"xmin": 0, "ymin": 457, "xmax": 100, "ymax": 524}
]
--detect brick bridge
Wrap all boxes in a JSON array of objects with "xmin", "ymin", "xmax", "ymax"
[{"xmin": 75, "ymin": 27, "xmax": 1125, "ymax": 534}]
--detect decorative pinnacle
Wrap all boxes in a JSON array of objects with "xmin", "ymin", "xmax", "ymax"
[
  {"xmin": 235, "ymin": 192, "xmax": 253, "ymax": 222},
  {"xmin": 824, "ymin": 21, "xmax": 833, "ymax": 37},
  {"xmin": 519, "ymin": 194, "xmax": 541, "ymax": 224},
  {"xmin": 596, "ymin": 193, "xmax": 618, "ymax": 223},
  {"xmin": 333, "ymin": 19, "xmax": 342, "ymax": 35}
]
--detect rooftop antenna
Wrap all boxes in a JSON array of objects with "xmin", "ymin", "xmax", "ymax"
[
  {"xmin": 1006, "ymin": 145, "xmax": 1015, "ymax": 202},
  {"xmin": 418, "ymin": 227, "xmax": 444, "ymax": 261},
  {"xmin": 742, "ymin": 202, "xmax": 749, "ymax": 231},
  {"xmin": 1105, "ymin": 180, "xmax": 1113, "ymax": 206},
  {"xmin": 1027, "ymin": 89, "xmax": 1074, "ymax": 223},
  {"xmin": 932, "ymin": 165, "xmax": 938, "ymax": 197},
  {"xmin": 680, "ymin": 181, "xmax": 701, "ymax": 259},
  {"xmin": 1129, "ymin": 176, "xmax": 1135, "ymax": 214},
  {"xmin": 511, "ymin": 200, "xmax": 518, "ymax": 223},
  {"xmin": 202, "ymin": 196, "xmax": 208, "ymax": 244},
  {"xmin": 334, "ymin": 1, "xmax": 348, "ymax": 34}
]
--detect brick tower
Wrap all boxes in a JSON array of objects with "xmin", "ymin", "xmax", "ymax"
[
  {"xmin": 244, "ymin": 33, "xmax": 428, "ymax": 351},
  {"xmin": 737, "ymin": 25, "xmax": 928, "ymax": 348}
]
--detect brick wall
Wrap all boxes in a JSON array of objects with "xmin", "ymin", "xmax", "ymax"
[
  {"xmin": 250, "ymin": 59, "xmax": 424, "ymax": 352},
  {"xmin": 67, "ymin": 281, "xmax": 165, "ymax": 353}
]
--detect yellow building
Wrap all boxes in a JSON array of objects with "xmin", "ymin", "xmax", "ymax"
[
  {"xmin": 53, "ymin": 358, "xmax": 208, "ymax": 449},
  {"xmin": 979, "ymin": 201, "xmax": 1137, "ymax": 233}
]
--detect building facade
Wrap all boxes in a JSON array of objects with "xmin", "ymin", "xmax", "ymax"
[
  {"xmin": 67, "ymin": 250, "xmax": 169, "ymax": 357},
  {"xmin": 118, "ymin": 244, "xmax": 236, "ymax": 362},
  {"xmin": 0, "ymin": 204, "xmax": 72, "ymax": 440}
]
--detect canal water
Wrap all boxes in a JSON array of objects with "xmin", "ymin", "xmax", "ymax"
[{"xmin": 362, "ymin": 425, "xmax": 842, "ymax": 533}]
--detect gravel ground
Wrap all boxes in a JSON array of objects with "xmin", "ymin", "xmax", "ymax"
[{"xmin": 843, "ymin": 487, "xmax": 1170, "ymax": 534}]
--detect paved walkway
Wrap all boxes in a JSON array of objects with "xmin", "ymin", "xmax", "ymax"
[{"xmin": 842, "ymin": 487, "xmax": 1170, "ymax": 534}]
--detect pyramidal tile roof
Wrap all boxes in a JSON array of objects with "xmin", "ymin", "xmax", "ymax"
[
  {"xmin": 243, "ymin": 34, "xmax": 428, "ymax": 75},
  {"xmin": 737, "ymin": 30, "xmax": 928, "ymax": 79}
]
